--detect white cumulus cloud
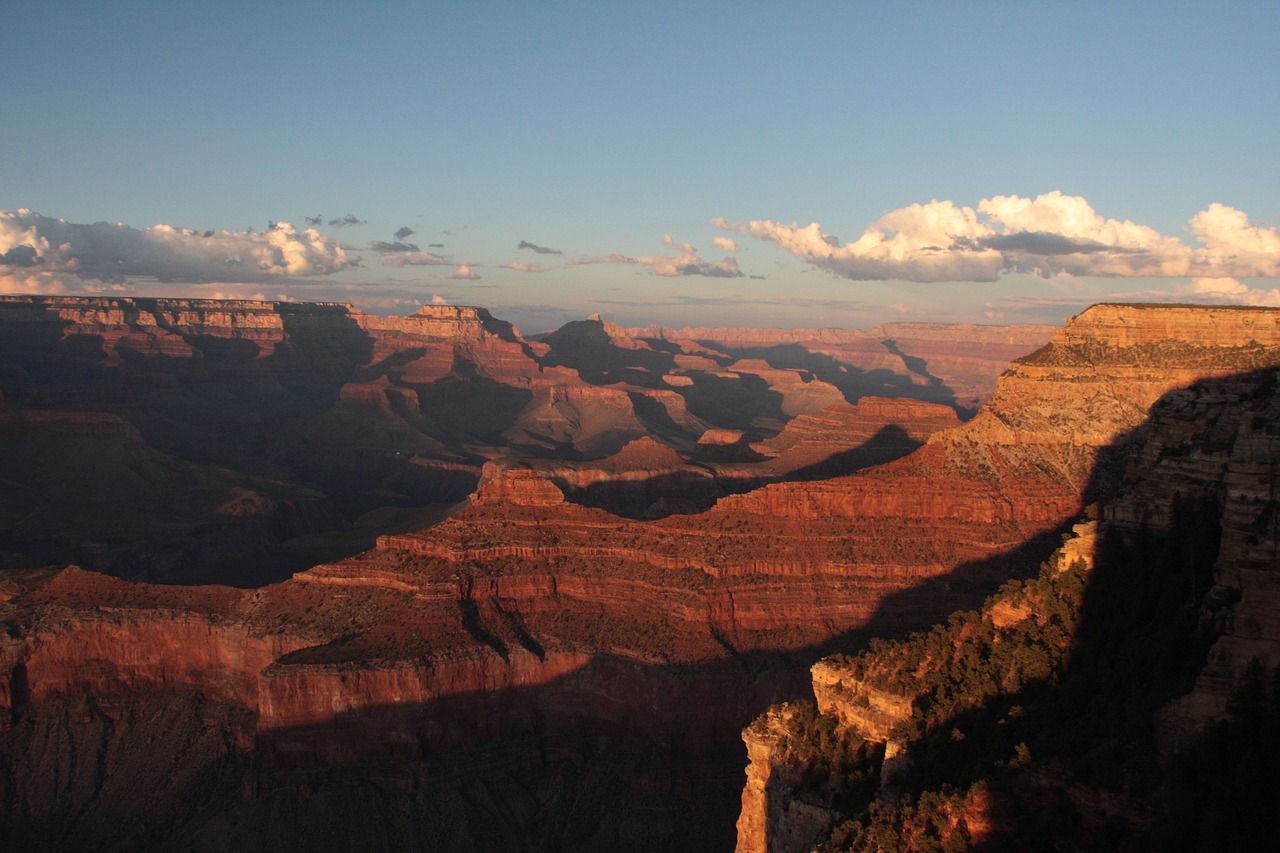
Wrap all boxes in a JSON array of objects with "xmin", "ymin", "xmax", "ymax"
[
  {"xmin": 0, "ymin": 210, "xmax": 356, "ymax": 285},
  {"xmin": 715, "ymin": 192, "xmax": 1280, "ymax": 282}
]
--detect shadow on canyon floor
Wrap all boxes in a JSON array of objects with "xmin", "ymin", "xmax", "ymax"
[
  {"xmin": 0, "ymin": 303, "xmax": 382, "ymax": 584},
  {"xmin": 558, "ymin": 424, "xmax": 925, "ymax": 520},
  {"xmin": 700, "ymin": 342, "xmax": 973, "ymax": 419}
]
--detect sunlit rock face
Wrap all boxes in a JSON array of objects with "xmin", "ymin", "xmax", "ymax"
[
  {"xmin": 0, "ymin": 295, "xmax": 1021, "ymax": 585},
  {"xmin": 11, "ymin": 301, "xmax": 1267, "ymax": 850},
  {"xmin": 730, "ymin": 305, "xmax": 1280, "ymax": 851},
  {"xmin": 628, "ymin": 320, "xmax": 1058, "ymax": 413}
]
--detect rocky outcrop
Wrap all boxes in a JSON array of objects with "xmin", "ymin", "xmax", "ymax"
[
  {"xmin": 8, "ymin": 301, "xmax": 1273, "ymax": 850},
  {"xmin": 473, "ymin": 463, "xmax": 569, "ymax": 506},
  {"xmin": 731, "ymin": 307, "xmax": 1280, "ymax": 849},
  {"xmin": 733, "ymin": 519, "xmax": 1100, "ymax": 851},
  {"xmin": 736, "ymin": 705, "xmax": 835, "ymax": 853},
  {"xmin": 0, "ymin": 297, "xmax": 1037, "ymax": 582},
  {"xmin": 723, "ymin": 359, "xmax": 846, "ymax": 417},
  {"xmin": 630, "ymin": 320, "xmax": 1056, "ymax": 410},
  {"xmin": 1098, "ymin": 364, "xmax": 1280, "ymax": 728}
]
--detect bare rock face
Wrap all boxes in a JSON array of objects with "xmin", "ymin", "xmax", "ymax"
[
  {"xmin": 630, "ymin": 320, "xmax": 1056, "ymax": 412},
  {"xmin": 723, "ymin": 359, "xmax": 846, "ymax": 417},
  {"xmin": 8, "ymin": 300, "xmax": 1265, "ymax": 850},
  {"xmin": 730, "ymin": 306, "xmax": 1280, "ymax": 851},
  {"xmin": 736, "ymin": 705, "xmax": 835, "ymax": 853},
  {"xmin": 1, "ymin": 297, "xmax": 1024, "ymax": 583},
  {"xmin": 744, "ymin": 397, "xmax": 960, "ymax": 476},
  {"xmin": 473, "ymin": 463, "xmax": 568, "ymax": 506},
  {"xmin": 1098, "ymin": 365, "xmax": 1280, "ymax": 728}
]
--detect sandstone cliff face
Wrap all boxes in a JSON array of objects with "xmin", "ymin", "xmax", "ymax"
[
  {"xmin": 1098, "ymin": 365, "xmax": 1280, "ymax": 728},
  {"xmin": 735, "ymin": 705, "xmax": 836, "ymax": 853},
  {"xmin": 378, "ymin": 306, "xmax": 1280, "ymax": 656},
  {"xmin": 731, "ymin": 307, "xmax": 1280, "ymax": 850},
  {"xmin": 0, "ymin": 560, "xmax": 794, "ymax": 851},
  {"xmin": 733, "ymin": 520, "xmax": 1099, "ymax": 853}
]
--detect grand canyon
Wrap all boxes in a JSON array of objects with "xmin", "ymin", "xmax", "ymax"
[{"xmin": 1, "ymin": 296, "xmax": 1277, "ymax": 851}]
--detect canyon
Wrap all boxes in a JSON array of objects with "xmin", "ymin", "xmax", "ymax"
[
  {"xmin": 0, "ymin": 295, "xmax": 1045, "ymax": 586},
  {"xmin": 736, "ymin": 306, "xmax": 1280, "ymax": 851},
  {"xmin": 2, "ymin": 299, "xmax": 1278, "ymax": 850}
]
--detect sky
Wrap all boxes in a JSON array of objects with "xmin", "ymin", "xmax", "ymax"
[{"xmin": 3, "ymin": 1, "xmax": 1279, "ymax": 333}]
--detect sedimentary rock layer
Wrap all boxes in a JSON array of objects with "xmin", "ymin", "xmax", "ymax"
[
  {"xmin": 4, "ymin": 302, "xmax": 1273, "ymax": 850},
  {"xmin": 1, "ymin": 296, "xmax": 1012, "ymax": 582}
]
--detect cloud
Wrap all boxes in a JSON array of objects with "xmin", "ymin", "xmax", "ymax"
[
  {"xmin": 380, "ymin": 250, "xmax": 451, "ymax": 267},
  {"xmin": 394, "ymin": 226, "xmax": 415, "ymax": 241},
  {"xmin": 431, "ymin": 294, "xmax": 449, "ymax": 305},
  {"xmin": 501, "ymin": 262, "xmax": 550, "ymax": 273},
  {"xmin": 0, "ymin": 269, "xmax": 68, "ymax": 294},
  {"xmin": 572, "ymin": 234, "xmax": 744, "ymax": 278},
  {"xmin": 369, "ymin": 240, "xmax": 421, "ymax": 253},
  {"xmin": 305, "ymin": 214, "xmax": 323, "ymax": 227},
  {"xmin": 1177, "ymin": 276, "xmax": 1280, "ymax": 307},
  {"xmin": 450, "ymin": 263, "xmax": 481, "ymax": 280},
  {"xmin": 428, "ymin": 243, "xmax": 444, "ymax": 249},
  {"xmin": 518, "ymin": 240, "xmax": 563, "ymax": 255},
  {"xmin": 207, "ymin": 289, "xmax": 269, "ymax": 301},
  {"xmin": 715, "ymin": 192, "xmax": 1280, "ymax": 282},
  {"xmin": 712, "ymin": 236, "xmax": 738, "ymax": 253},
  {"xmin": 327, "ymin": 214, "xmax": 365, "ymax": 228},
  {"xmin": 0, "ymin": 209, "xmax": 356, "ymax": 284}
]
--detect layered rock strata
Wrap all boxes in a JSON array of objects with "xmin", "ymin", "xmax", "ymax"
[
  {"xmin": 630, "ymin": 320, "xmax": 1057, "ymax": 410},
  {"xmin": 5, "ymin": 302, "xmax": 1272, "ymax": 850},
  {"xmin": 0, "ymin": 296, "xmax": 1028, "ymax": 583},
  {"xmin": 732, "ymin": 306, "xmax": 1280, "ymax": 851}
]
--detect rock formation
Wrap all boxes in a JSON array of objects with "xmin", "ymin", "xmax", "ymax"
[
  {"xmin": 629, "ymin": 320, "xmax": 1057, "ymax": 412},
  {"xmin": 6, "ymin": 300, "xmax": 1254, "ymax": 850},
  {"xmin": 1, "ymin": 296, "xmax": 1024, "ymax": 583},
  {"xmin": 731, "ymin": 305, "xmax": 1280, "ymax": 851}
]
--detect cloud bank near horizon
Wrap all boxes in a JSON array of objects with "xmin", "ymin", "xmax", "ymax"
[
  {"xmin": 1, "ymin": 210, "xmax": 355, "ymax": 285},
  {"xmin": 7, "ymin": 194, "xmax": 1280, "ymax": 319},
  {"xmin": 714, "ymin": 192, "xmax": 1280, "ymax": 284},
  {"xmin": 573, "ymin": 234, "xmax": 743, "ymax": 278}
]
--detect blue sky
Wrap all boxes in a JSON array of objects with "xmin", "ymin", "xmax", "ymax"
[{"xmin": 3, "ymin": 1, "xmax": 1278, "ymax": 332}]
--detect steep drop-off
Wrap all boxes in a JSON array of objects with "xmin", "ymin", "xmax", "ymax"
[
  {"xmin": 1, "ymin": 304, "xmax": 1275, "ymax": 850},
  {"xmin": 733, "ymin": 314, "xmax": 1280, "ymax": 851}
]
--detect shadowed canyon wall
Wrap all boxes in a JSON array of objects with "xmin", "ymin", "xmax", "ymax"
[
  {"xmin": 0, "ymin": 296, "xmax": 1047, "ymax": 584},
  {"xmin": 5, "ymin": 301, "xmax": 1275, "ymax": 850},
  {"xmin": 732, "ymin": 306, "xmax": 1280, "ymax": 851}
]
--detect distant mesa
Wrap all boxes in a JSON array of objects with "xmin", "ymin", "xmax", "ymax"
[{"xmin": 473, "ymin": 462, "xmax": 566, "ymax": 506}]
